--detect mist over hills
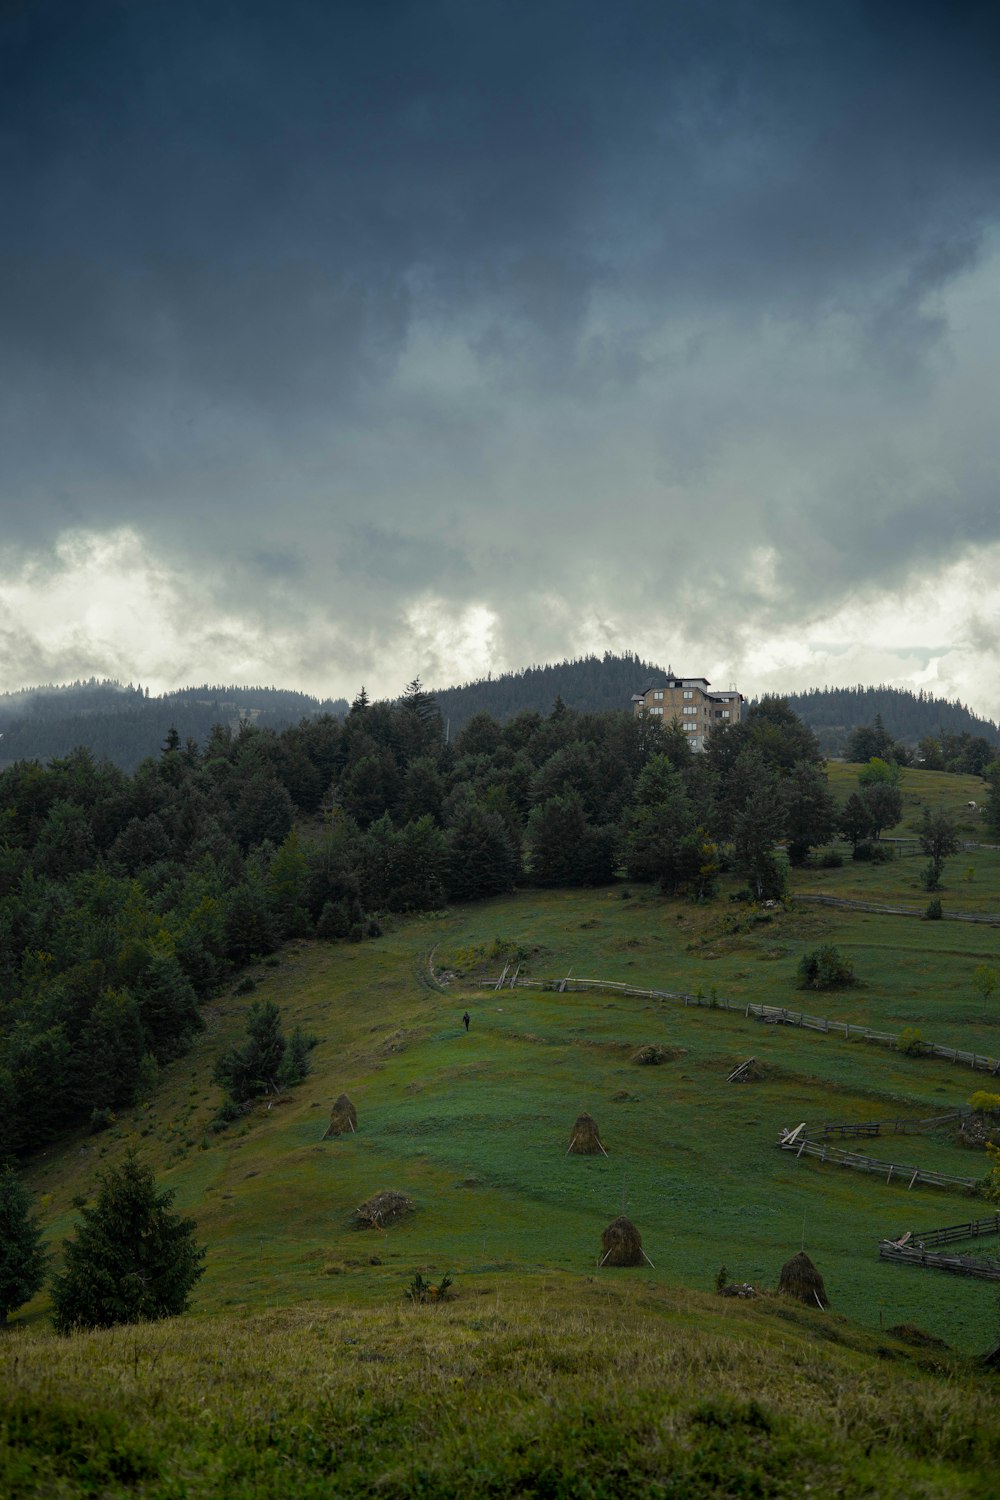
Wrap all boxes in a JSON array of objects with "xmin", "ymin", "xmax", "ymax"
[
  {"xmin": 0, "ymin": 680, "xmax": 349, "ymax": 772},
  {"xmin": 0, "ymin": 656, "xmax": 996, "ymax": 769}
]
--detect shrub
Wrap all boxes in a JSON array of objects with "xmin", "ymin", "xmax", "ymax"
[
  {"xmin": 920, "ymin": 861, "xmax": 942, "ymax": 892},
  {"xmin": 970, "ymin": 1092, "xmax": 1000, "ymax": 1114},
  {"xmin": 852, "ymin": 841, "xmax": 894, "ymax": 863},
  {"xmin": 899, "ymin": 1026, "xmax": 926, "ymax": 1057},
  {"xmin": 924, "ymin": 897, "xmax": 943, "ymax": 920},
  {"xmin": 818, "ymin": 849, "xmax": 843, "ymax": 868},
  {"xmin": 797, "ymin": 945, "xmax": 856, "ymax": 990},
  {"xmin": 405, "ymin": 1271, "xmax": 454, "ymax": 1304},
  {"xmin": 234, "ymin": 976, "xmax": 256, "ymax": 995}
]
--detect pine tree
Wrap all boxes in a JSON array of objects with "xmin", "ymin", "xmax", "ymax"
[
  {"xmin": 0, "ymin": 1165, "xmax": 48, "ymax": 1326},
  {"xmin": 50, "ymin": 1151, "xmax": 204, "ymax": 1332},
  {"xmin": 214, "ymin": 999, "xmax": 287, "ymax": 1102}
]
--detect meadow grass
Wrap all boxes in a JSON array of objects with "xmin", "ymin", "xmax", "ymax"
[
  {"xmin": 3, "ymin": 1283, "xmax": 1000, "ymax": 1498},
  {"xmin": 9, "ymin": 765, "xmax": 1000, "ymax": 1494}
]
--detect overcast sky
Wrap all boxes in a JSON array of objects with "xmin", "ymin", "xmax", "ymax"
[{"xmin": 2, "ymin": 0, "xmax": 999, "ymax": 715}]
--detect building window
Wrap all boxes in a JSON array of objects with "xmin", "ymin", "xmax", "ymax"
[
  {"xmin": 683, "ymin": 705, "xmax": 697, "ymax": 715},
  {"xmin": 683, "ymin": 689, "xmax": 693, "ymax": 699},
  {"xmin": 683, "ymin": 722, "xmax": 696, "ymax": 733},
  {"xmin": 653, "ymin": 691, "xmax": 663, "ymax": 700},
  {"xmin": 650, "ymin": 706, "xmax": 663, "ymax": 715},
  {"xmin": 722, "ymin": 710, "xmax": 730, "ymax": 719}
]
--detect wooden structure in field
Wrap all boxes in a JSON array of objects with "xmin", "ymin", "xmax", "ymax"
[{"xmin": 879, "ymin": 1213, "xmax": 1000, "ymax": 1282}]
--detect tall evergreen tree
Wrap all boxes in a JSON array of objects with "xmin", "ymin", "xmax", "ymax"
[
  {"xmin": 50, "ymin": 1151, "xmax": 204, "ymax": 1332},
  {"xmin": 0, "ymin": 1165, "xmax": 47, "ymax": 1326},
  {"xmin": 781, "ymin": 762, "xmax": 838, "ymax": 865},
  {"xmin": 446, "ymin": 806, "xmax": 520, "ymax": 901},
  {"xmin": 214, "ymin": 999, "xmax": 287, "ymax": 1102}
]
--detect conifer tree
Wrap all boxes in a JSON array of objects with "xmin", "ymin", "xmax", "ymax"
[
  {"xmin": 50, "ymin": 1152, "xmax": 204, "ymax": 1332},
  {"xmin": 214, "ymin": 999, "xmax": 287, "ymax": 1102},
  {"xmin": 0, "ymin": 1165, "xmax": 47, "ymax": 1326}
]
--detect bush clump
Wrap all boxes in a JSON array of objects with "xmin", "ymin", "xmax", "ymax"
[{"xmin": 796, "ymin": 945, "xmax": 856, "ymax": 991}]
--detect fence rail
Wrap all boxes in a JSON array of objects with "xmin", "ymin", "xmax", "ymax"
[
  {"xmin": 878, "ymin": 1240, "xmax": 1000, "ymax": 1281},
  {"xmin": 798, "ymin": 893, "xmax": 1000, "ymax": 925},
  {"xmin": 477, "ymin": 973, "xmax": 1000, "ymax": 1075},
  {"xmin": 911, "ymin": 1212, "xmax": 1000, "ymax": 1248},
  {"xmin": 819, "ymin": 1108, "xmax": 970, "ymax": 1139},
  {"xmin": 778, "ymin": 1136, "xmax": 979, "ymax": 1192}
]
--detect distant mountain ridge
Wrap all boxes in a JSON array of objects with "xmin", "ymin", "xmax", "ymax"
[
  {"xmin": 781, "ymin": 684, "xmax": 999, "ymax": 756},
  {"xmin": 0, "ymin": 679, "xmax": 348, "ymax": 772},
  {"xmin": 432, "ymin": 659, "xmax": 998, "ymax": 752},
  {"xmin": 0, "ymin": 658, "xmax": 996, "ymax": 768},
  {"xmin": 430, "ymin": 653, "xmax": 668, "ymax": 730}
]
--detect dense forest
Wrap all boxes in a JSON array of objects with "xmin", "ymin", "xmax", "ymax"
[
  {"xmin": 0, "ymin": 681, "xmax": 349, "ymax": 772},
  {"xmin": 1, "ymin": 661, "xmax": 995, "ymax": 769},
  {"xmin": 2, "ymin": 687, "xmax": 867, "ymax": 1158},
  {"xmin": 783, "ymin": 685, "xmax": 999, "ymax": 756},
  {"xmin": 430, "ymin": 653, "xmax": 668, "ymax": 727}
]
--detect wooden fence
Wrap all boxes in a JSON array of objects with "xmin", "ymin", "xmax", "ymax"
[
  {"xmin": 878, "ymin": 1213, "xmax": 1000, "ymax": 1280},
  {"xmin": 798, "ymin": 893, "xmax": 1000, "ymax": 926},
  {"xmin": 878, "ymin": 1243, "xmax": 1000, "ymax": 1281},
  {"xmin": 778, "ymin": 1136, "xmax": 979, "ymax": 1193},
  {"xmin": 819, "ymin": 1108, "xmax": 970, "ymax": 1139},
  {"xmin": 909, "ymin": 1212, "xmax": 1000, "ymax": 1248},
  {"xmin": 478, "ymin": 973, "xmax": 1000, "ymax": 1076}
]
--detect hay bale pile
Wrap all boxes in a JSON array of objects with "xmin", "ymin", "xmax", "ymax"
[
  {"xmin": 355, "ymin": 1190, "xmax": 414, "ymax": 1229},
  {"xmin": 777, "ymin": 1251, "xmax": 828, "ymax": 1308},
  {"xmin": 568, "ymin": 1113, "xmax": 606, "ymax": 1155},
  {"xmin": 632, "ymin": 1044, "xmax": 684, "ymax": 1066},
  {"xmin": 323, "ymin": 1093, "xmax": 358, "ymax": 1138},
  {"xmin": 599, "ymin": 1215, "xmax": 645, "ymax": 1267},
  {"xmin": 887, "ymin": 1323, "xmax": 949, "ymax": 1350}
]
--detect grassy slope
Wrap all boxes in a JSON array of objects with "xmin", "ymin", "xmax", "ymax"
[
  {"xmin": 5, "ymin": 763, "xmax": 1000, "ymax": 1496},
  {"xmin": 4, "ymin": 1292, "xmax": 998, "ymax": 1498}
]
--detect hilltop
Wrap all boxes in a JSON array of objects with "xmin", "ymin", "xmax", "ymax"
[
  {"xmin": 0, "ymin": 680, "xmax": 348, "ymax": 772},
  {"xmin": 1, "ymin": 658, "xmax": 996, "ymax": 768}
]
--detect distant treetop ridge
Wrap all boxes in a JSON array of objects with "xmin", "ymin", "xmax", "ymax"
[{"xmin": 0, "ymin": 659, "xmax": 995, "ymax": 769}]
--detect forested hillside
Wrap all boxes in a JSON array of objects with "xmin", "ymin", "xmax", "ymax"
[
  {"xmin": 2, "ymin": 660, "xmax": 996, "ymax": 765},
  {"xmin": 784, "ymin": 685, "xmax": 998, "ymax": 755},
  {"xmin": 0, "ymin": 680, "xmax": 348, "ymax": 771},
  {"xmin": 1, "ymin": 691, "xmax": 851, "ymax": 1157},
  {"xmin": 431, "ymin": 652, "xmax": 667, "ymax": 728},
  {"xmin": 435, "ymin": 662, "xmax": 998, "ymax": 751}
]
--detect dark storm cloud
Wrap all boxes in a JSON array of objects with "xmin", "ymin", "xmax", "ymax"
[{"xmin": 2, "ymin": 0, "xmax": 1000, "ymax": 684}]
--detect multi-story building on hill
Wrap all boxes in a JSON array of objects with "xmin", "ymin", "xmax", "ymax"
[{"xmin": 631, "ymin": 670, "xmax": 743, "ymax": 752}]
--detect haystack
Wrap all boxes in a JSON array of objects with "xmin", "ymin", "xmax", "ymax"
[
  {"xmin": 355, "ymin": 1189, "xmax": 414, "ymax": 1229},
  {"xmin": 632, "ymin": 1044, "xmax": 683, "ymax": 1066},
  {"xmin": 323, "ymin": 1093, "xmax": 358, "ymax": 1138},
  {"xmin": 777, "ymin": 1251, "xmax": 828, "ymax": 1309},
  {"xmin": 567, "ymin": 1112, "xmax": 607, "ymax": 1156},
  {"xmin": 599, "ymin": 1215, "xmax": 646, "ymax": 1268}
]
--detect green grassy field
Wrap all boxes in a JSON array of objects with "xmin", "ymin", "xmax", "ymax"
[{"xmin": 6, "ymin": 762, "xmax": 1000, "ymax": 1496}]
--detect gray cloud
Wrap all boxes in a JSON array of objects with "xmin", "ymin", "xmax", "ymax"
[{"xmin": 2, "ymin": 0, "xmax": 1000, "ymax": 698}]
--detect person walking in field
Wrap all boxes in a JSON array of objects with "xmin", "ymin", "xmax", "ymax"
[{"xmin": 462, "ymin": 1011, "xmax": 470, "ymax": 1031}]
